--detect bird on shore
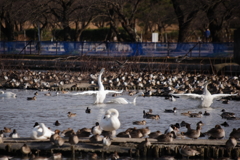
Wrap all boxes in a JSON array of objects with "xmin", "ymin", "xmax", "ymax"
[
  {"xmin": 183, "ymin": 123, "xmax": 202, "ymax": 139},
  {"xmin": 179, "ymin": 145, "xmax": 200, "ymax": 159},
  {"xmin": 9, "ymin": 129, "xmax": 19, "ymax": 138},
  {"xmin": 102, "ymin": 136, "xmax": 111, "ymax": 149},
  {"xmin": 148, "ymin": 130, "xmax": 162, "ymax": 139},
  {"xmin": 156, "ymin": 131, "xmax": 174, "ymax": 142},
  {"xmin": 3, "ymin": 127, "xmax": 11, "ymax": 133},
  {"xmin": 229, "ymin": 128, "xmax": 240, "ymax": 140},
  {"xmin": 203, "ymin": 125, "xmax": 225, "ymax": 139},
  {"xmin": 21, "ymin": 143, "xmax": 31, "ymax": 157},
  {"xmin": 137, "ymin": 138, "xmax": 151, "ymax": 149},
  {"xmin": 69, "ymin": 131, "xmax": 79, "ymax": 146},
  {"xmin": 171, "ymin": 81, "xmax": 237, "ymax": 108},
  {"xmin": 71, "ymin": 68, "xmax": 123, "ymax": 104},
  {"xmin": 91, "ymin": 122, "xmax": 102, "ymax": 135},
  {"xmin": 225, "ymin": 136, "xmax": 237, "ymax": 150}
]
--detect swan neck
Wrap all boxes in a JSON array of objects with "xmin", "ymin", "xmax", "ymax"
[
  {"xmin": 98, "ymin": 70, "xmax": 104, "ymax": 91},
  {"xmin": 203, "ymin": 83, "xmax": 210, "ymax": 95}
]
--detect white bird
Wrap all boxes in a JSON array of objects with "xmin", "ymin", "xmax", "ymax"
[
  {"xmin": 72, "ymin": 68, "xmax": 123, "ymax": 104},
  {"xmin": 31, "ymin": 123, "xmax": 54, "ymax": 140},
  {"xmin": 171, "ymin": 81, "xmax": 237, "ymax": 108},
  {"xmin": 0, "ymin": 90, "xmax": 16, "ymax": 98},
  {"xmin": 100, "ymin": 108, "xmax": 121, "ymax": 133},
  {"xmin": 106, "ymin": 92, "xmax": 144, "ymax": 104}
]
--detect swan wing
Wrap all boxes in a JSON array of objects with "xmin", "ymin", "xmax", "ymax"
[
  {"xmin": 104, "ymin": 90, "xmax": 123, "ymax": 94},
  {"xmin": 211, "ymin": 94, "xmax": 237, "ymax": 100},
  {"xmin": 72, "ymin": 91, "xmax": 98, "ymax": 95},
  {"xmin": 106, "ymin": 97, "xmax": 128, "ymax": 104},
  {"xmin": 171, "ymin": 93, "xmax": 203, "ymax": 99}
]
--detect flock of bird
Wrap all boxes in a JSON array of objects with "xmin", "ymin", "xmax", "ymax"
[{"xmin": 1, "ymin": 67, "xmax": 240, "ymax": 159}]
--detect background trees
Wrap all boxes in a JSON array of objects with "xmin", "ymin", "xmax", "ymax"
[{"xmin": 0, "ymin": 0, "xmax": 240, "ymax": 42}]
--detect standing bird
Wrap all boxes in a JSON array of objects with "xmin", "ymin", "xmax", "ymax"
[
  {"xmin": 21, "ymin": 143, "xmax": 31, "ymax": 157},
  {"xmin": 91, "ymin": 122, "xmax": 102, "ymax": 135},
  {"xmin": 225, "ymin": 136, "xmax": 237, "ymax": 150},
  {"xmin": 9, "ymin": 129, "xmax": 19, "ymax": 138},
  {"xmin": 100, "ymin": 108, "xmax": 121, "ymax": 138},
  {"xmin": 137, "ymin": 138, "xmax": 151, "ymax": 149},
  {"xmin": 102, "ymin": 136, "xmax": 111, "ymax": 149},
  {"xmin": 69, "ymin": 131, "xmax": 79, "ymax": 146},
  {"xmin": 203, "ymin": 125, "xmax": 225, "ymax": 139},
  {"xmin": 183, "ymin": 123, "xmax": 202, "ymax": 139}
]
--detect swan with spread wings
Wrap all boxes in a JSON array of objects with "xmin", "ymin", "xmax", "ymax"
[
  {"xmin": 171, "ymin": 81, "xmax": 237, "ymax": 108},
  {"xmin": 72, "ymin": 68, "xmax": 123, "ymax": 104}
]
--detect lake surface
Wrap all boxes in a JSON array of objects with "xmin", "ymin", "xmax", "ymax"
[{"xmin": 1, "ymin": 89, "xmax": 240, "ymax": 140}]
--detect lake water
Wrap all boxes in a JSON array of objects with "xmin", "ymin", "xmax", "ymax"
[{"xmin": 1, "ymin": 88, "xmax": 240, "ymax": 140}]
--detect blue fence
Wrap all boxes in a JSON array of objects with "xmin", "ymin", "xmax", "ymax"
[{"xmin": 0, "ymin": 41, "xmax": 234, "ymax": 58}]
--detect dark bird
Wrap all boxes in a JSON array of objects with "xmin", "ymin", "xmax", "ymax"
[
  {"xmin": 54, "ymin": 120, "xmax": 61, "ymax": 126},
  {"xmin": 85, "ymin": 107, "xmax": 91, "ymax": 114}
]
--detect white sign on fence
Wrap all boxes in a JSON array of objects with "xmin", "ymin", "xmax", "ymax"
[{"xmin": 152, "ymin": 33, "xmax": 159, "ymax": 42}]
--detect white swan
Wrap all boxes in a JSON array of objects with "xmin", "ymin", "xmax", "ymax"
[
  {"xmin": 171, "ymin": 81, "xmax": 237, "ymax": 108},
  {"xmin": 0, "ymin": 90, "xmax": 16, "ymax": 98},
  {"xmin": 106, "ymin": 92, "xmax": 144, "ymax": 104},
  {"xmin": 72, "ymin": 68, "xmax": 123, "ymax": 104},
  {"xmin": 100, "ymin": 108, "xmax": 121, "ymax": 132},
  {"xmin": 31, "ymin": 123, "xmax": 54, "ymax": 140}
]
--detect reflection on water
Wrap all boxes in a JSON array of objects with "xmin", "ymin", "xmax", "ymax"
[{"xmin": 0, "ymin": 89, "xmax": 240, "ymax": 159}]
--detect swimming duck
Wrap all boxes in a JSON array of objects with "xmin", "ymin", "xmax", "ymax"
[
  {"xmin": 171, "ymin": 81, "xmax": 237, "ymax": 108},
  {"xmin": 203, "ymin": 111, "xmax": 210, "ymax": 116},
  {"xmin": 132, "ymin": 120, "xmax": 146, "ymax": 125},
  {"xmin": 9, "ymin": 129, "xmax": 19, "ymax": 138},
  {"xmin": 54, "ymin": 120, "xmax": 61, "ymax": 126},
  {"xmin": 72, "ymin": 68, "xmax": 123, "ymax": 104},
  {"xmin": 225, "ymin": 136, "xmax": 237, "ymax": 150},
  {"xmin": 27, "ymin": 96, "xmax": 37, "ymax": 100},
  {"xmin": 67, "ymin": 112, "xmax": 76, "ymax": 118},
  {"xmin": 203, "ymin": 125, "xmax": 225, "ymax": 139},
  {"xmin": 44, "ymin": 92, "xmax": 51, "ymax": 96},
  {"xmin": 148, "ymin": 130, "xmax": 162, "ymax": 139},
  {"xmin": 85, "ymin": 107, "xmax": 91, "ymax": 114},
  {"xmin": 156, "ymin": 132, "xmax": 174, "ymax": 142},
  {"xmin": 180, "ymin": 121, "xmax": 189, "ymax": 127},
  {"xmin": 220, "ymin": 109, "xmax": 235, "ymax": 119},
  {"xmin": 189, "ymin": 111, "xmax": 202, "ymax": 118},
  {"xmin": 164, "ymin": 107, "xmax": 177, "ymax": 113},
  {"xmin": 100, "ymin": 108, "xmax": 121, "ymax": 133},
  {"xmin": 181, "ymin": 111, "xmax": 191, "ymax": 116},
  {"xmin": 91, "ymin": 122, "xmax": 102, "ymax": 135},
  {"xmin": 221, "ymin": 121, "xmax": 229, "ymax": 127},
  {"xmin": 179, "ymin": 145, "xmax": 200, "ymax": 159}
]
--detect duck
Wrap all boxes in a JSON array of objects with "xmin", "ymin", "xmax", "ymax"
[
  {"xmin": 229, "ymin": 128, "xmax": 240, "ymax": 140},
  {"xmin": 0, "ymin": 130, "xmax": 5, "ymax": 138},
  {"xmin": 85, "ymin": 107, "xmax": 91, "ymax": 114},
  {"xmin": 21, "ymin": 143, "xmax": 31, "ymax": 156},
  {"xmin": 31, "ymin": 123, "xmax": 54, "ymax": 140},
  {"xmin": 203, "ymin": 110, "xmax": 210, "ymax": 116},
  {"xmin": 183, "ymin": 123, "xmax": 202, "ymax": 139},
  {"xmin": 9, "ymin": 129, "xmax": 19, "ymax": 138},
  {"xmin": 164, "ymin": 125, "xmax": 179, "ymax": 135},
  {"xmin": 61, "ymin": 128, "xmax": 74, "ymax": 137},
  {"xmin": 171, "ymin": 81, "xmax": 237, "ymax": 108},
  {"xmin": 3, "ymin": 127, "xmax": 11, "ymax": 133},
  {"xmin": 116, "ymin": 131, "xmax": 131, "ymax": 138},
  {"xmin": 89, "ymin": 134, "xmax": 103, "ymax": 143},
  {"xmin": 138, "ymin": 127, "xmax": 151, "ymax": 138},
  {"xmin": 54, "ymin": 120, "xmax": 61, "ymax": 126},
  {"xmin": 220, "ymin": 109, "xmax": 235, "ymax": 119},
  {"xmin": 180, "ymin": 121, "xmax": 189, "ymax": 127},
  {"xmin": 71, "ymin": 68, "xmax": 123, "ymax": 104},
  {"xmin": 225, "ymin": 136, "xmax": 237, "ymax": 150},
  {"xmin": 203, "ymin": 125, "xmax": 225, "ymax": 139},
  {"xmin": 0, "ymin": 156, "xmax": 13, "ymax": 160},
  {"xmin": 67, "ymin": 112, "xmax": 76, "ymax": 118},
  {"xmin": 100, "ymin": 108, "xmax": 121, "ymax": 133},
  {"xmin": 132, "ymin": 120, "xmax": 146, "ymax": 125},
  {"xmin": 51, "ymin": 152, "xmax": 62, "ymax": 160},
  {"xmin": 91, "ymin": 122, "xmax": 102, "ymax": 135},
  {"xmin": 156, "ymin": 132, "xmax": 174, "ymax": 142},
  {"xmin": 181, "ymin": 111, "xmax": 191, "ymax": 116},
  {"xmin": 0, "ymin": 90, "xmax": 16, "ymax": 98},
  {"xmin": 76, "ymin": 128, "xmax": 92, "ymax": 137},
  {"xmin": 189, "ymin": 111, "xmax": 202, "ymax": 118},
  {"xmin": 164, "ymin": 107, "xmax": 177, "ymax": 113},
  {"xmin": 221, "ymin": 121, "xmax": 229, "ymax": 127},
  {"xmin": 128, "ymin": 127, "xmax": 143, "ymax": 138},
  {"xmin": 102, "ymin": 136, "xmax": 111, "ymax": 149},
  {"xmin": 148, "ymin": 130, "xmax": 162, "ymax": 139},
  {"xmin": 44, "ymin": 92, "xmax": 51, "ymax": 96},
  {"xmin": 50, "ymin": 129, "xmax": 61, "ymax": 144},
  {"xmin": 110, "ymin": 151, "xmax": 120, "ymax": 160},
  {"xmin": 69, "ymin": 131, "xmax": 79, "ymax": 146},
  {"xmin": 179, "ymin": 145, "xmax": 200, "ymax": 159},
  {"xmin": 137, "ymin": 138, "xmax": 151, "ymax": 149},
  {"xmin": 27, "ymin": 96, "xmax": 37, "ymax": 100},
  {"xmin": 34, "ymin": 92, "xmax": 38, "ymax": 95}
]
